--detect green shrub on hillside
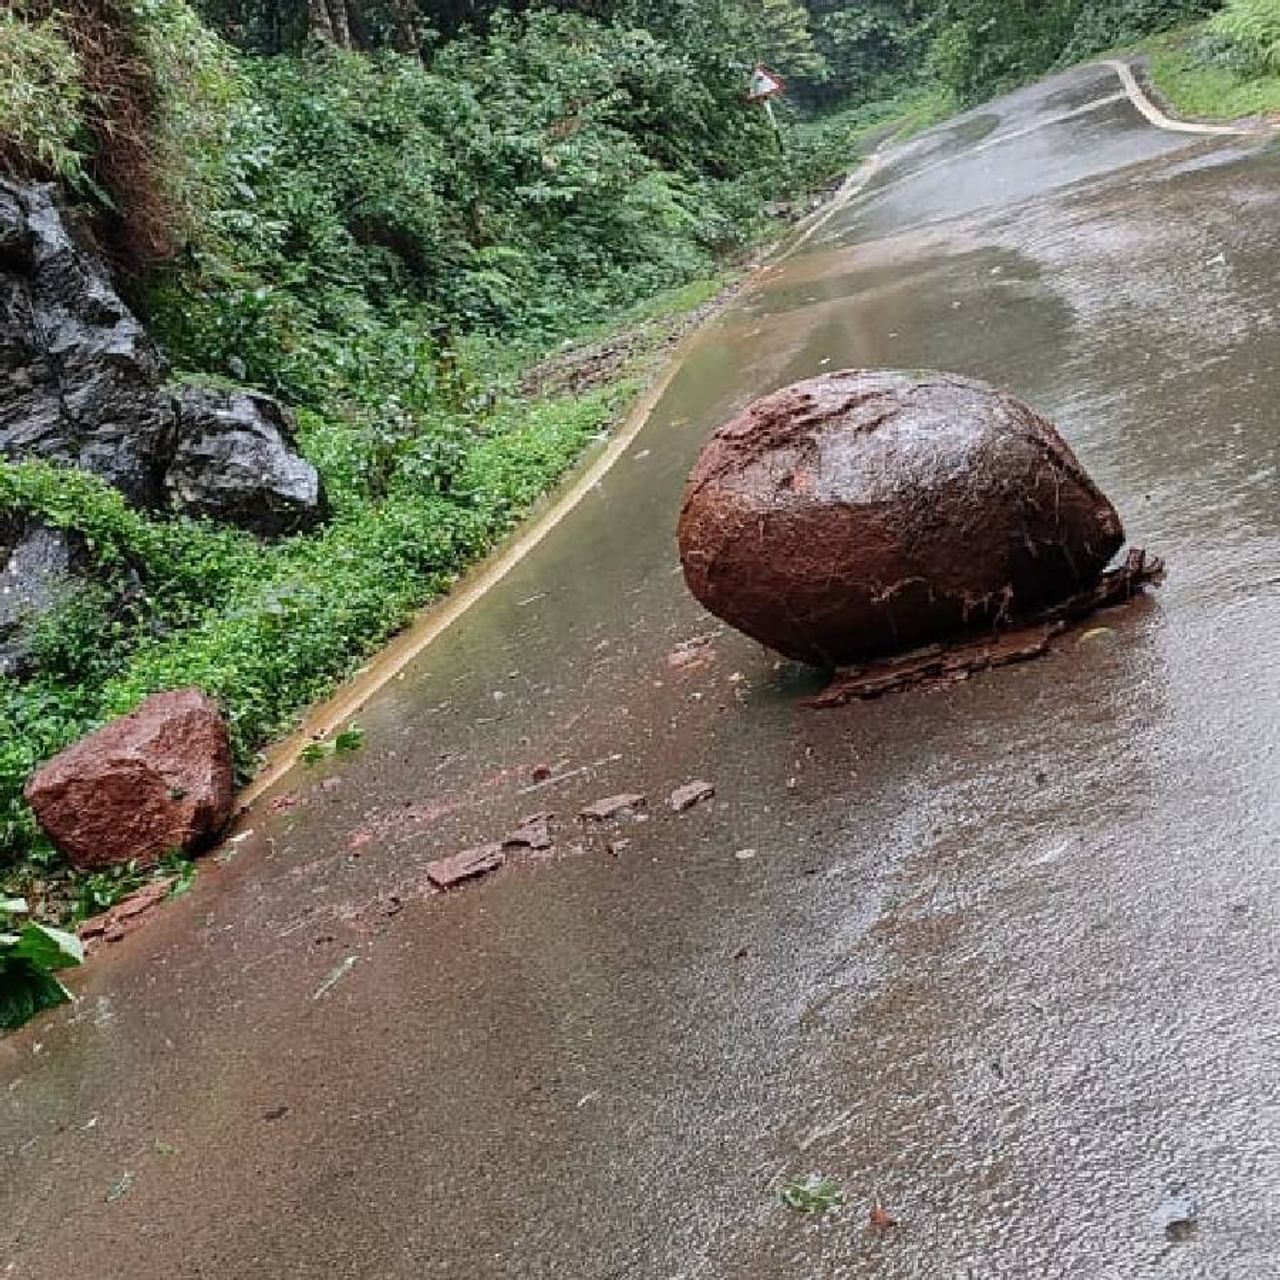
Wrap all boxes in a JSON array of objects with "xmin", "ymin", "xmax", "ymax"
[
  {"xmin": 924, "ymin": 0, "xmax": 1221, "ymax": 104},
  {"xmin": 0, "ymin": 10, "xmax": 84, "ymax": 182},
  {"xmin": 1211, "ymin": 0, "xmax": 1280, "ymax": 70}
]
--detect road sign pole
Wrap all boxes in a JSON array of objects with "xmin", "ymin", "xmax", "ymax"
[{"xmin": 764, "ymin": 98, "xmax": 784, "ymax": 154}]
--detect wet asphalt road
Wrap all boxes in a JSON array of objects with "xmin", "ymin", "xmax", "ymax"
[{"xmin": 4, "ymin": 64, "xmax": 1280, "ymax": 1279}]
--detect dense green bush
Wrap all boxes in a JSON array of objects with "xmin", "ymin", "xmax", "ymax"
[
  {"xmin": 1211, "ymin": 0, "xmax": 1280, "ymax": 70},
  {"xmin": 923, "ymin": 0, "xmax": 1221, "ymax": 104},
  {"xmin": 146, "ymin": 8, "xmax": 792, "ymax": 399},
  {"xmin": 0, "ymin": 10, "xmax": 83, "ymax": 182}
]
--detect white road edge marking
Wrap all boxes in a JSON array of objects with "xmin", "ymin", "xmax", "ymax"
[{"xmin": 1102, "ymin": 57, "xmax": 1266, "ymax": 137}]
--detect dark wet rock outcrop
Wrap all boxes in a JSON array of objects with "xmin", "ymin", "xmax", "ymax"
[
  {"xmin": 1, "ymin": 180, "xmax": 171, "ymax": 506},
  {"xmin": 0, "ymin": 178, "xmax": 325, "ymax": 533},
  {"xmin": 24, "ymin": 688, "xmax": 235, "ymax": 870},
  {"xmin": 166, "ymin": 387, "xmax": 328, "ymax": 536},
  {"xmin": 678, "ymin": 369, "xmax": 1125, "ymax": 666},
  {"xmin": 1, "ymin": 179, "xmax": 327, "ymax": 672}
]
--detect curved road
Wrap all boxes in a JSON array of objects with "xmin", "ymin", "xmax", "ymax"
[{"xmin": 4, "ymin": 64, "xmax": 1279, "ymax": 1279}]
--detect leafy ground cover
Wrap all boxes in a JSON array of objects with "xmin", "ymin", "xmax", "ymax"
[{"xmin": 1141, "ymin": 11, "xmax": 1280, "ymax": 120}]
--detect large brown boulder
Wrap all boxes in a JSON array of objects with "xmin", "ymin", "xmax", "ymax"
[
  {"xmin": 677, "ymin": 370, "xmax": 1124, "ymax": 666},
  {"xmin": 25, "ymin": 689, "xmax": 234, "ymax": 869}
]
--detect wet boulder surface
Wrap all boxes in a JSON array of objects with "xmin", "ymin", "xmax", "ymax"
[
  {"xmin": 24, "ymin": 688, "xmax": 235, "ymax": 870},
  {"xmin": 167, "ymin": 387, "xmax": 328, "ymax": 537},
  {"xmin": 678, "ymin": 370, "xmax": 1125, "ymax": 666},
  {"xmin": 1, "ymin": 181, "xmax": 172, "ymax": 506},
  {"xmin": 0, "ymin": 179, "xmax": 326, "ymax": 533}
]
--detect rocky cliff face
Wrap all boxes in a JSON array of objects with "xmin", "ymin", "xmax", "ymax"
[{"xmin": 0, "ymin": 179, "xmax": 328, "ymax": 675}]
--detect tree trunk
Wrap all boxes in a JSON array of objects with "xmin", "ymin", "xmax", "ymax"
[
  {"xmin": 389, "ymin": 0, "xmax": 420, "ymax": 54},
  {"xmin": 327, "ymin": 0, "xmax": 353, "ymax": 48},
  {"xmin": 308, "ymin": 0, "xmax": 335, "ymax": 42}
]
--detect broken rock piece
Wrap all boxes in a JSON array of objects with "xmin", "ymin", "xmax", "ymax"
[
  {"xmin": 425, "ymin": 843, "xmax": 505, "ymax": 889},
  {"xmin": 677, "ymin": 369, "xmax": 1126, "ymax": 666},
  {"xmin": 807, "ymin": 550, "xmax": 1164, "ymax": 707},
  {"xmin": 503, "ymin": 813, "xmax": 554, "ymax": 851},
  {"xmin": 78, "ymin": 878, "xmax": 176, "ymax": 952},
  {"xmin": 669, "ymin": 780, "xmax": 716, "ymax": 812},
  {"xmin": 580, "ymin": 793, "xmax": 647, "ymax": 822}
]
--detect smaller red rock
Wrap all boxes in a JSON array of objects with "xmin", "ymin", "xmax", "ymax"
[
  {"xmin": 425, "ymin": 843, "xmax": 506, "ymax": 889},
  {"xmin": 580, "ymin": 793, "xmax": 646, "ymax": 822},
  {"xmin": 869, "ymin": 1205, "xmax": 898, "ymax": 1229},
  {"xmin": 669, "ymin": 780, "xmax": 716, "ymax": 813},
  {"xmin": 25, "ymin": 688, "xmax": 233, "ymax": 870}
]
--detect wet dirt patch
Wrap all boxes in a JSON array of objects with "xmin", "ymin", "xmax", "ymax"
[{"xmin": 520, "ymin": 285, "xmax": 743, "ymax": 400}]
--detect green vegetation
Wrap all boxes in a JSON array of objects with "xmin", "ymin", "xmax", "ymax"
[
  {"xmin": 1, "ymin": 896, "xmax": 83, "ymax": 1030},
  {"xmin": 0, "ymin": 0, "xmax": 1257, "ymax": 919},
  {"xmin": 1213, "ymin": 0, "xmax": 1280, "ymax": 69},
  {"xmin": 1143, "ymin": 5, "xmax": 1280, "ymax": 120},
  {"xmin": 781, "ymin": 1173, "xmax": 845, "ymax": 1214},
  {"xmin": 299, "ymin": 723, "xmax": 365, "ymax": 763},
  {"xmin": 0, "ymin": 10, "xmax": 83, "ymax": 182}
]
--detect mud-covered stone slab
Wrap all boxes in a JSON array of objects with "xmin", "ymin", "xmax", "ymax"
[
  {"xmin": 503, "ymin": 813, "xmax": 554, "ymax": 851},
  {"xmin": 678, "ymin": 369, "xmax": 1125, "ymax": 666},
  {"xmin": 580, "ymin": 793, "xmax": 646, "ymax": 821},
  {"xmin": 425, "ymin": 844, "xmax": 506, "ymax": 889},
  {"xmin": 669, "ymin": 780, "xmax": 716, "ymax": 812}
]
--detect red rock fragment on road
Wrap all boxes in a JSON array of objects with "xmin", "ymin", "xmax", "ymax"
[
  {"xmin": 669, "ymin": 780, "xmax": 716, "ymax": 812},
  {"xmin": 504, "ymin": 813, "xmax": 553, "ymax": 850},
  {"xmin": 78, "ymin": 878, "xmax": 176, "ymax": 952},
  {"xmin": 25, "ymin": 688, "xmax": 234, "ymax": 869},
  {"xmin": 807, "ymin": 550, "xmax": 1164, "ymax": 706},
  {"xmin": 580, "ymin": 793, "xmax": 646, "ymax": 822},
  {"xmin": 425, "ymin": 843, "xmax": 506, "ymax": 889}
]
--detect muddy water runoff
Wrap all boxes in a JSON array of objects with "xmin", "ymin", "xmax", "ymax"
[{"xmin": 3, "ymin": 64, "xmax": 1279, "ymax": 1279}]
